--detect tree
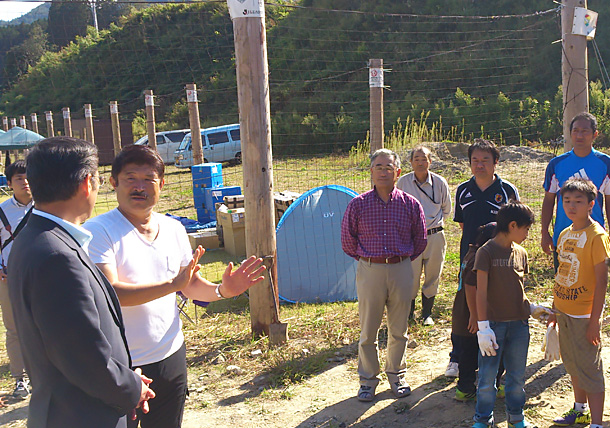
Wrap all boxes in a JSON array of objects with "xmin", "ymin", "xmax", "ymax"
[
  {"xmin": 47, "ymin": 0, "xmax": 91, "ymax": 48},
  {"xmin": 3, "ymin": 24, "xmax": 48, "ymax": 88}
]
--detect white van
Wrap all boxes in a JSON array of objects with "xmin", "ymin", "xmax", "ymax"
[
  {"xmin": 134, "ymin": 129, "xmax": 190, "ymax": 164},
  {"xmin": 174, "ymin": 124, "xmax": 241, "ymax": 168}
]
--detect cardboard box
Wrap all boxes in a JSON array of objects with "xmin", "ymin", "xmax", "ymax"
[
  {"xmin": 187, "ymin": 229, "xmax": 220, "ymax": 250},
  {"xmin": 217, "ymin": 206, "xmax": 246, "ymax": 257}
]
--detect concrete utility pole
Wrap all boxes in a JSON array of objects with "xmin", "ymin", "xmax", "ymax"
[
  {"xmin": 369, "ymin": 58, "xmax": 384, "ymax": 153},
  {"xmin": 31, "ymin": 113, "xmax": 39, "ymax": 134},
  {"xmin": 186, "ymin": 84, "xmax": 203, "ymax": 165},
  {"xmin": 145, "ymin": 90, "xmax": 157, "ymax": 152},
  {"xmin": 228, "ymin": 0, "xmax": 286, "ymax": 344},
  {"xmin": 62, "ymin": 107, "xmax": 72, "ymax": 137},
  {"xmin": 45, "ymin": 111, "xmax": 54, "ymax": 137},
  {"xmin": 562, "ymin": 0, "xmax": 588, "ymax": 151},
  {"xmin": 84, "ymin": 104, "xmax": 95, "ymax": 144},
  {"xmin": 109, "ymin": 101, "xmax": 122, "ymax": 157}
]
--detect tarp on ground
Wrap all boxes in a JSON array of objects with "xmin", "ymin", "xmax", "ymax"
[
  {"xmin": 0, "ymin": 127, "xmax": 44, "ymax": 150},
  {"xmin": 276, "ymin": 184, "xmax": 359, "ymax": 303}
]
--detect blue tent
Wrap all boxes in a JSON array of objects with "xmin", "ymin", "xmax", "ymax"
[
  {"xmin": 0, "ymin": 126, "xmax": 44, "ymax": 150},
  {"xmin": 276, "ymin": 185, "xmax": 358, "ymax": 303}
]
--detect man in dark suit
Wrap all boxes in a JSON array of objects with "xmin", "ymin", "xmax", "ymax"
[{"xmin": 8, "ymin": 137, "xmax": 155, "ymax": 428}]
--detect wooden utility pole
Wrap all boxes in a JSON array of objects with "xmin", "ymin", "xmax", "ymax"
[
  {"xmin": 369, "ymin": 59, "xmax": 384, "ymax": 153},
  {"xmin": 84, "ymin": 104, "xmax": 95, "ymax": 144},
  {"xmin": 45, "ymin": 111, "xmax": 54, "ymax": 137},
  {"xmin": 228, "ymin": 0, "xmax": 285, "ymax": 343},
  {"xmin": 19, "ymin": 116, "xmax": 27, "ymax": 129},
  {"xmin": 186, "ymin": 84, "xmax": 203, "ymax": 165},
  {"xmin": 1, "ymin": 117, "xmax": 7, "ymax": 132},
  {"xmin": 10, "ymin": 118, "xmax": 16, "ymax": 129},
  {"xmin": 62, "ymin": 107, "xmax": 72, "ymax": 137},
  {"xmin": 562, "ymin": 0, "xmax": 588, "ymax": 151},
  {"xmin": 109, "ymin": 101, "xmax": 122, "ymax": 157},
  {"xmin": 31, "ymin": 113, "xmax": 39, "ymax": 134},
  {"xmin": 145, "ymin": 90, "xmax": 157, "ymax": 152}
]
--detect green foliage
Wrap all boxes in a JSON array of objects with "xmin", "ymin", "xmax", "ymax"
[{"xmin": 47, "ymin": 0, "xmax": 92, "ymax": 48}]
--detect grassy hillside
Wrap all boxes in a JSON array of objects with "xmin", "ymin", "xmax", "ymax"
[{"xmin": 1, "ymin": 1, "xmax": 610, "ymax": 153}]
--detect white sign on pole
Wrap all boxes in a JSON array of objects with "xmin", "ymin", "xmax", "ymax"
[
  {"xmin": 85, "ymin": 107, "xmax": 92, "ymax": 118},
  {"xmin": 20, "ymin": 117, "xmax": 26, "ymax": 127},
  {"xmin": 10, "ymin": 118, "xmax": 16, "ymax": 127},
  {"xmin": 2, "ymin": 117, "xmax": 7, "ymax": 127},
  {"xmin": 63, "ymin": 109, "xmax": 70, "ymax": 119},
  {"xmin": 45, "ymin": 112, "xmax": 52, "ymax": 121},
  {"xmin": 145, "ymin": 94, "xmax": 154, "ymax": 107},
  {"xmin": 186, "ymin": 89, "xmax": 198, "ymax": 103},
  {"xmin": 572, "ymin": 7, "xmax": 598, "ymax": 40},
  {"xmin": 109, "ymin": 103, "xmax": 118, "ymax": 115},
  {"xmin": 369, "ymin": 67, "xmax": 384, "ymax": 88},
  {"xmin": 31, "ymin": 113, "xmax": 37, "ymax": 122},
  {"xmin": 227, "ymin": 0, "xmax": 264, "ymax": 19}
]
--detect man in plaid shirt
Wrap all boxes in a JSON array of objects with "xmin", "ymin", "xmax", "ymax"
[{"xmin": 341, "ymin": 148, "xmax": 427, "ymax": 402}]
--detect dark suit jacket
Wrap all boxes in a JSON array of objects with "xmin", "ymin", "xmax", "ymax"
[{"xmin": 8, "ymin": 214, "xmax": 141, "ymax": 428}]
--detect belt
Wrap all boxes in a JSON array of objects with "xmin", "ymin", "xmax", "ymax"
[
  {"xmin": 427, "ymin": 226, "xmax": 443, "ymax": 235},
  {"xmin": 359, "ymin": 255, "xmax": 409, "ymax": 264}
]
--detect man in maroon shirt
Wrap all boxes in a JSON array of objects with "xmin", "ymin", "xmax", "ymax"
[{"xmin": 341, "ymin": 148, "xmax": 427, "ymax": 402}]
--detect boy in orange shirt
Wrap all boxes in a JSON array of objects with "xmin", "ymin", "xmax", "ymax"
[{"xmin": 549, "ymin": 178, "xmax": 610, "ymax": 428}]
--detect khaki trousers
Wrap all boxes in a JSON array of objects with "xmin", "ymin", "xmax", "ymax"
[
  {"xmin": 0, "ymin": 277, "xmax": 26, "ymax": 378},
  {"xmin": 411, "ymin": 230, "xmax": 446, "ymax": 299},
  {"xmin": 356, "ymin": 258, "xmax": 413, "ymax": 387}
]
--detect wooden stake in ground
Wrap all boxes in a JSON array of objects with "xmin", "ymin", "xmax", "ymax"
[
  {"xmin": 19, "ymin": 116, "xmax": 27, "ymax": 129},
  {"xmin": 228, "ymin": 0, "xmax": 286, "ymax": 343},
  {"xmin": 10, "ymin": 118, "xmax": 16, "ymax": 129},
  {"xmin": 45, "ymin": 111, "xmax": 54, "ymax": 138},
  {"xmin": 1, "ymin": 117, "xmax": 7, "ymax": 132},
  {"xmin": 369, "ymin": 58, "xmax": 384, "ymax": 153},
  {"xmin": 186, "ymin": 84, "xmax": 203, "ymax": 165},
  {"xmin": 84, "ymin": 104, "xmax": 95, "ymax": 144},
  {"xmin": 145, "ymin": 90, "xmax": 157, "ymax": 152},
  {"xmin": 562, "ymin": 0, "xmax": 589, "ymax": 152},
  {"xmin": 30, "ymin": 113, "xmax": 39, "ymax": 135},
  {"xmin": 109, "ymin": 101, "xmax": 122, "ymax": 157},
  {"xmin": 62, "ymin": 108, "xmax": 72, "ymax": 137}
]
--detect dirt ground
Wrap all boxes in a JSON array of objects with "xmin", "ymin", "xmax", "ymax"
[{"xmin": 3, "ymin": 321, "xmax": 610, "ymax": 428}]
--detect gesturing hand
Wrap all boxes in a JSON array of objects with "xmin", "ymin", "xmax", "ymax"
[
  {"xmin": 219, "ymin": 256, "xmax": 266, "ymax": 298},
  {"xmin": 175, "ymin": 246, "xmax": 205, "ymax": 291}
]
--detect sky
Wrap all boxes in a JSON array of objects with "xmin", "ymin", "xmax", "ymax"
[{"xmin": 1, "ymin": 1, "xmax": 45, "ymax": 21}]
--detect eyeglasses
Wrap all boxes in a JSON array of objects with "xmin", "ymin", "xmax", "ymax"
[{"xmin": 373, "ymin": 166, "xmax": 397, "ymax": 173}]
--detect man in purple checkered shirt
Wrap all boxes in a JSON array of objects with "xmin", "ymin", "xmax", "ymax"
[{"xmin": 341, "ymin": 148, "xmax": 427, "ymax": 403}]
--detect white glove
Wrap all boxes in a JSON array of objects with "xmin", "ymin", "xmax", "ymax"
[
  {"xmin": 530, "ymin": 303, "xmax": 554, "ymax": 322},
  {"xmin": 477, "ymin": 320, "xmax": 499, "ymax": 357},
  {"xmin": 542, "ymin": 324, "xmax": 561, "ymax": 361}
]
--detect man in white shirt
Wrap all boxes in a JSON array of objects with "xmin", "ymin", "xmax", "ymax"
[
  {"xmin": 397, "ymin": 146, "xmax": 452, "ymax": 325},
  {"xmin": 85, "ymin": 145, "xmax": 265, "ymax": 428},
  {"xmin": 0, "ymin": 160, "xmax": 33, "ymax": 397}
]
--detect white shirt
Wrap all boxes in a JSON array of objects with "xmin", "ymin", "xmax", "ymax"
[
  {"xmin": 0, "ymin": 196, "xmax": 34, "ymax": 266},
  {"xmin": 84, "ymin": 209, "xmax": 192, "ymax": 366},
  {"xmin": 396, "ymin": 171, "xmax": 452, "ymax": 229}
]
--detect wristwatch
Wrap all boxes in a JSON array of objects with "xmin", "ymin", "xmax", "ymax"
[{"xmin": 215, "ymin": 284, "xmax": 225, "ymax": 299}]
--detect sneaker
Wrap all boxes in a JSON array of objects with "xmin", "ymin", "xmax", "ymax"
[
  {"xmin": 423, "ymin": 316, "xmax": 435, "ymax": 326},
  {"xmin": 508, "ymin": 420, "xmax": 534, "ymax": 428},
  {"xmin": 13, "ymin": 377, "xmax": 30, "ymax": 398},
  {"xmin": 445, "ymin": 361, "xmax": 459, "ymax": 377},
  {"xmin": 454, "ymin": 387, "xmax": 476, "ymax": 402},
  {"xmin": 496, "ymin": 384, "xmax": 505, "ymax": 399},
  {"xmin": 552, "ymin": 408, "xmax": 591, "ymax": 426}
]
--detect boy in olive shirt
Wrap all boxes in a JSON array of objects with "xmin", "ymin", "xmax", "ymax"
[
  {"xmin": 549, "ymin": 178, "xmax": 610, "ymax": 428},
  {"xmin": 472, "ymin": 202, "xmax": 535, "ymax": 428}
]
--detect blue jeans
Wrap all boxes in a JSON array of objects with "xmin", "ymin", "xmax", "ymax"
[{"xmin": 474, "ymin": 320, "xmax": 529, "ymax": 426}]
